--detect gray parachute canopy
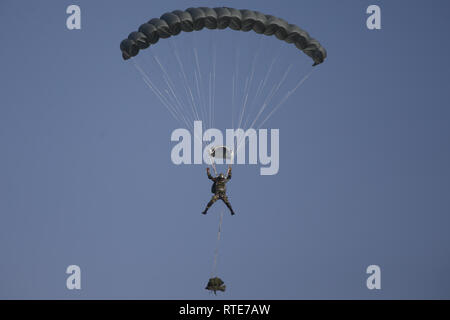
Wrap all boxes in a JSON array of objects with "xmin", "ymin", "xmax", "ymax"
[{"xmin": 120, "ymin": 7, "xmax": 327, "ymax": 66}]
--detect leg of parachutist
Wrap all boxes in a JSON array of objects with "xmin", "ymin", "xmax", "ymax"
[
  {"xmin": 221, "ymin": 195, "xmax": 235, "ymax": 215},
  {"xmin": 202, "ymin": 195, "xmax": 219, "ymax": 214}
]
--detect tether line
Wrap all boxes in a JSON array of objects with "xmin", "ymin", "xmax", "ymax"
[{"xmin": 211, "ymin": 210, "xmax": 224, "ymax": 277}]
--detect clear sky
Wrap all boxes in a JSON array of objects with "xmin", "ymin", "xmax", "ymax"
[{"xmin": 1, "ymin": 0, "xmax": 450, "ymax": 299}]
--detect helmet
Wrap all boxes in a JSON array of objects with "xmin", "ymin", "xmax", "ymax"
[{"xmin": 218, "ymin": 173, "xmax": 225, "ymax": 179}]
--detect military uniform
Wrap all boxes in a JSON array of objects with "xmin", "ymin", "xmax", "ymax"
[{"xmin": 202, "ymin": 167, "xmax": 235, "ymax": 215}]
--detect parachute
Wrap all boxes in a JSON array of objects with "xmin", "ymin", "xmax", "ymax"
[
  {"xmin": 120, "ymin": 7, "xmax": 327, "ymax": 66},
  {"xmin": 120, "ymin": 7, "xmax": 327, "ymax": 295}
]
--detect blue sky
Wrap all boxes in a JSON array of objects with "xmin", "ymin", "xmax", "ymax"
[{"xmin": 0, "ymin": 0, "xmax": 449, "ymax": 299}]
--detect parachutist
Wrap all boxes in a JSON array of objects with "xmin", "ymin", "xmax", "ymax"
[
  {"xmin": 202, "ymin": 166, "xmax": 235, "ymax": 215},
  {"xmin": 205, "ymin": 277, "xmax": 226, "ymax": 294}
]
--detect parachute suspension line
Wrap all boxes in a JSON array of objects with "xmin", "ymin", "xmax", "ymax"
[
  {"xmin": 193, "ymin": 69, "xmax": 207, "ymax": 130},
  {"xmin": 237, "ymin": 75, "xmax": 249, "ymax": 130},
  {"xmin": 236, "ymin": 37, "xmax": 263, "ymax": 131},
  {"xmin": 163, "ymin": 39, "xmax": 204, "ymax": 147},
  {"xmin": 171, "ymin": 40, "xmax": 201, "ymax": 122},
  {"xmin": 208, "ymin": 153, "xmax": 218, "ymax": 176},
  {"xmin": 194, "ymin": 48, "xmax": 209, "ymax": 131},
  {"xmin": 192, "ymin": 48, "xmax": 208, "ymax": 130},
  {"xmin": 162, "ymin": 82, "xmax": 194, "ymax": 128},
  {"xmin": 192, "ymin": 32, "xmax": 208, "ymax": 127},
  {"xmin": 133, "ymin": 60, "xmax": 189, "ymax": 129},
  {"xmin": 235, "ymin": 62, "xmax": 293, "ymax": 152},
  {"xmin": 151, "ymin": 54, "xmax": 194, "ymax": 129},
  {"xmin": 231, "ymin": 46, "xmax": 240, "ymax": 130},
  {"xmin": 158, "ymin": 54, "xmax": 196, "ymax": 128},
  {"xmin": 247, "ymin": 63, "xmax": 293, "ymax": 131},
  {"xmin": 234, "ymin": 47, "xmax": 281, "ymax": 151},
  {"xmin": 211, "ymin": 210, "xmax": 224, "ymax": 278},
  {"xmin": 231, "ymin": 75, "xmax": 236, "ymax": 129},
  {"xmin": 206, "ymin": 32, "xmax": 213, "ymax": 130},
  {"xmin": 134, "ymin": 58, "xmax": 204, "ymax": 147},
  {"xmin": 258, "ymin": 69, "xmax": 314, "ymax": 129},
  {"xmin": 142, "ymin": 77, "xmax": 182, "ymax": 125},
  {"xmin": 242, "ymin": 49, "xmax": 281, "ymax": 131},
  {"xmin": 211, "ymin": 39, "xmax": 217, "ymax": 130},
  {"xmin": 208, "ymin": 69, "xmax": 212, "ymax": 130}
]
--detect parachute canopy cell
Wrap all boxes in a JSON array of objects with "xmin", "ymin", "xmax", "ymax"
[{"xmin": 120, "ymin": 7, "xmax": 327, "ymax": 66}]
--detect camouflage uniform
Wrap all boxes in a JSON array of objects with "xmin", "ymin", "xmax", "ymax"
[{"xmin": 202, "ymin": 167, "xmax": 235, "ymax": 215}]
